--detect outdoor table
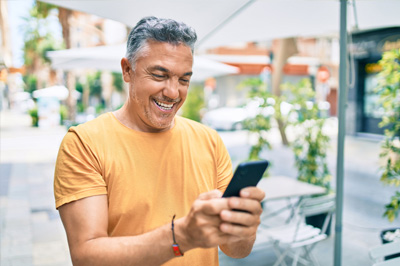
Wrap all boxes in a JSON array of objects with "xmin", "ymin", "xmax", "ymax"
[
  {"xmin": 258, "ymin": 175, "xmax": 326, "ymax": 201},
  {"xmin": 257, "ymin": 175, "xmax": 327, "ymax": 223}
]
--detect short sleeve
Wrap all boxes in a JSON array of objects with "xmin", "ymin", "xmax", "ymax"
[
  {"xmin": 54, "ymin": 129, "xmax": 107, "ymax": 209},
  {"xmin": 215, "ymin": 132, "xmax": 233, "ymax": 193}
]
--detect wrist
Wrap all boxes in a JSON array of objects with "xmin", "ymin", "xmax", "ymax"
[
  {"xmin": 172, "ymin": 217, "xmax": 193, "ymax": 253},
  {"xmin": 171, "ymin": 215, "xmax": 183, "ymax": 256}
]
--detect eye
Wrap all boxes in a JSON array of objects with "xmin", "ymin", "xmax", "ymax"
[
  {"xmin": 152, "ymin": 73, "xmax": 166, "ymax": 79},
  {"xmin": 179, "ymin": 78, "xmax": 190, "ymax": 84}
]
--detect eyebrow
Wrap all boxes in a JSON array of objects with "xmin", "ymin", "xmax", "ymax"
[{"xmin": 151, "ymin": 65, "xmax": 193, "ymax": 77}]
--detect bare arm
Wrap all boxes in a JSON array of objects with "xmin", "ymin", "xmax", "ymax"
[
  {"xmin": 59, "ymin": 190, "xmax": 258, "ymax": 265},
  {"xmin": 59, "ymin": 195, "xmax": 180, "ymax": 266}
]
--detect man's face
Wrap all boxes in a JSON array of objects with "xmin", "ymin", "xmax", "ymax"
[{"xmin": 122, "ymin": 41, "xmax": 193, "ymax": 132}]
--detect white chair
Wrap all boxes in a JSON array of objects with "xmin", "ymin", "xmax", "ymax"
[
  {"xmin": 369, "ymin": 241, "xmax": 400, "ymax": 266},
  {"xmin": 260, "ymin": 194, "xmax": 335, "ymax": 266}
]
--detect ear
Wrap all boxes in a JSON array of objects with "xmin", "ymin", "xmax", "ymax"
[{"xmin": 121, "ymin": 58, "xmax": 132, "ymax": 82}]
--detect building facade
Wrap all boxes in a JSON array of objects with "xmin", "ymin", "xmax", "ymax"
[{"xmin": 347, "ymin": 27, "xmax": 400, "ymax": 136}]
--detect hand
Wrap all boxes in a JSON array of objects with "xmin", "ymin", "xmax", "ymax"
[
  {"xmin": 219, "ymin": 187, "xmax": 265, "ymax": 241},
  {"xmin": 175, "ymin": 190, "xmax": 232, "ymax": 250}
]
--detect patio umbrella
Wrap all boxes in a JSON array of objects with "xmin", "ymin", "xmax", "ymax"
[
  {"xmin": 40, "ymin": 0, "xmax": 400, "ymax": 50},
  {"xmin": 46, "ymin": 44, "xmax": 239, "ymax": 82},
  {"xmin": 39, "ymin": 1, "xmax": 400, "ymax": 265},
  {"xmin": 32, "ymin": 85, "xmax": 80, "ymax": 100}
]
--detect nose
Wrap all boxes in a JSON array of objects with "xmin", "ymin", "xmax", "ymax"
[{"xmin": 163, "ymin": 78, "xmax": 180, "ymax": 100}]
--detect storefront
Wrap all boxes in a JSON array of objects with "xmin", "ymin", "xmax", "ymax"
[{"xmin": 348, "ymin": 27, "xmax": 400, "ymax": 135}]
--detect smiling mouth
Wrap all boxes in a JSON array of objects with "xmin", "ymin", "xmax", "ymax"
[{"xmin": 154, "ymin": 99, "xmax": 175, "ymax": 111}]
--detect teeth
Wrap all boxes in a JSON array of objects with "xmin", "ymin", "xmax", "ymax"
[{"xmin": 155, "ymin": 100, "xmax": 174, "ymax": 110}]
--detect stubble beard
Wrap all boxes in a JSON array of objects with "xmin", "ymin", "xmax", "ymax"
[{"xmin": 134, "ymin": 95, "xmax": 175, "ymax": 131}]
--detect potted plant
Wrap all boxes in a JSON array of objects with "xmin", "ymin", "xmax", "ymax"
[
  {"xmin": 28, "ymin": 107, "xmax": 39, "ymax": 127},
  {"xmin": 241, "ymin": 78, "xmax": 333, "ymax": 184},
  {"xmin": 281, "ymin": 79, "xmax": 333, "ymax": 234},
  {"xmin": 238, "ymin": 77, "xmax": 294, "ymax": 162},
  {"xmin": 282, "ymin": 79, "xmax": 332, "ymax": 191},
  {"xmin": 59, "ymin": 104, "xmax": 68, "ymax": 125},
  {"xmin": 239, "ymin": 78, "xmax": 275, "ymax": 161},
  {"xmin": 376, "ymin": 48, "xmax": 400, "ymax": 256},
  {"xmin": 242, "ymin": 78, "xmax": 333, "ymax": 232}
]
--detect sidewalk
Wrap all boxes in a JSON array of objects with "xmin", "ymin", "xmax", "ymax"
[
  {"xmin": 1, "ymin": 110, "xmax": 399, "ymax": 265},
  {"xmin": 1, "ymin": 110, "xmax": 70, "ymax": 266}
]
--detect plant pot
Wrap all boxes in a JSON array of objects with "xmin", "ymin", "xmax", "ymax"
[
  {"xmin": 380, "ymin": 228, "xmax": 400, "ymax": 260},
  {"xmin": 306, "ymin": 212, "xmax": 332, "ymax": 236}
]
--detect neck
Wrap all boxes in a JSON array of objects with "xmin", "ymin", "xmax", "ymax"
[{"xmin": 113, "ymin": 104, "xmax": 174, "ymax": 133}]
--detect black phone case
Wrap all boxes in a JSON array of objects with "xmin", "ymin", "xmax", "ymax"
[{"xmin": 222, "ymin": 160, "xmax": 269, "ymax": 198}]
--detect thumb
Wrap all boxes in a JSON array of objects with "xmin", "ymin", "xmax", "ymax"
[{"xmin": 198, "ymin": 189, "xmax": 223, "ymax": 200}]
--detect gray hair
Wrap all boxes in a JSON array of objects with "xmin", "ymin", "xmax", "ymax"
[{"xmin": 125, "ymin": 16, "xmax": 197, "ymax": 69}]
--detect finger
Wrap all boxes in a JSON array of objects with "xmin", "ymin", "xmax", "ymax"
[
  {"xmin": 183, "ymin": 217, "xmax": 232, "ymax": 248},
  {"xmin": 190, "ymin": 213, "xmax": 223, "ymax": 229},
  {"xmin": 240, "ymin": 187, "xmax": 265, "ymax": 201},
  {"xmin": 198, "ymin": 189, "xmax": 223, "ymax": 200},
  {"xmin": 227, "ymin": 197, "xmax": 263, "ymax": 215},
  {"xmin": 219, "ymin": 221, "xmax": 257, "ymax": 238},
  {"xmin": 200, "ymin": 198, "xmax": 229, "ymax": 215},
  {"xmin": 220, "ymin": 209, "xmax": 255, "ymax": 226}
]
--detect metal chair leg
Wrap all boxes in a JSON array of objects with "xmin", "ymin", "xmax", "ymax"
[
  {"xmin": 291, "ymin": 250, "xmax": 300, "ymax": 266},
  {"xmin": 273, "ymin": 247, "xmax": 289, "ymax": 266}
]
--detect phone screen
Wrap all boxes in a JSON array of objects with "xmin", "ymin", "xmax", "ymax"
[{"xmin": 222, "ymin": 160, "xmax": 269, "ymax": 198}]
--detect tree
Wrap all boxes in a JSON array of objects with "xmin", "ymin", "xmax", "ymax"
[
  {"xmin": 181, "ymin": 84, "xmax": 205, "ymax": 122},
  {"xmin": 56, "ymin": 6, "xmax": 76, "ymax": 121},
  {"xmin": 283, "ymin": 79, "xmax": 331, "ymax": 190},
  {"xmin": 242, "ymin": 78, "xmax": 332, "ymax": 189},
  {"xmin": 271, "ymin": 38, "xmax": 298, "ymax": 146},
  {"xmin": 238, "ymin": 78, "xmax": 274, "ymax": 161},
  {"xmin": 21, "ymin": 1, "xmax": 62, "ymax": 90}
]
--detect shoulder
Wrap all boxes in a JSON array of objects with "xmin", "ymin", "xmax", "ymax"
[
  {"xmin": 69, "ymin": 112, "xmax": 114, "ymax": 136},
  {"xmin": 176, "ymin": 116, "xmax": 219, "ymax": 137},
  {"xmin": 175, "ymin": 116, "xmax": 225, "ymax": 149},
  {"xmin": 63, "ymin": 112, "xmax": 115, "ymax": 147}
]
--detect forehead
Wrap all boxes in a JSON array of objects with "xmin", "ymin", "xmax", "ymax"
[{"xmin": 136, "ymin": 41, "xmax": 193, "ymax": 73}]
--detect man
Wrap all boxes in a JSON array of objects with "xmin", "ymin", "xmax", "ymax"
[{"xmin": 54, "ymin": 16, "xmax": 265, "ymax": 266}]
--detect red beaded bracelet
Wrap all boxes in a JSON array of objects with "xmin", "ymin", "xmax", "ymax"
[{"xmin": 171, "ymin": 215, "xmax": 184, "ymax": 256}]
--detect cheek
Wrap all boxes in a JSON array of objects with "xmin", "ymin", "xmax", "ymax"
[{"xmin": 180, "ymin": 86, "xmax": 189, "ymax": 99}]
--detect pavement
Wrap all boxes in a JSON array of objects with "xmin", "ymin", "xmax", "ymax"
[
  {"xmin": 1, "ymin": 110, "xmax": 70, "ymax": 266},
  {"xmin": 1, "ymin": 109, "xmax": 399, "ymax": 266}
]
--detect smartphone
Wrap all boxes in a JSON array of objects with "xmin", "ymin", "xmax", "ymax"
[{"xmin": 222, "ymin": 160, "xmax": 269, "ymax": 198}]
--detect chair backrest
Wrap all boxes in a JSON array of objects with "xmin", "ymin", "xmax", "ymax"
[
  {"xmin": 298, "ymin": 194, "xmax": 336, "ymax": 217},
  {"xmin": 370, "ymin": 241, "xmax": 400, "ymax": 266},
  {"xmin": 292, "ymin": 194, "xmax": 336, "ymax": 236},
  {"xmin": 372, "ymin": 257, "xmax": 400, "ymax": 266}
]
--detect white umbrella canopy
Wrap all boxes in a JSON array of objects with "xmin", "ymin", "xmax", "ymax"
[
  {"xmin": 47, "ymin": 45, "xmax": 124, "ymax": 72},
  {"xmin": 192, "ymin": 56, "xmax": 240, "ymax": 82},
  {"xmin": 41, "ymin": 0, "xmax": 400, "ymax": 49},
  {"xmin": 46, "ymin": 44, "xmax": 239, "ymax": 82},
  {"xmin": 32, "ymin": 85, "xmax": 80, "ymax": 100}
]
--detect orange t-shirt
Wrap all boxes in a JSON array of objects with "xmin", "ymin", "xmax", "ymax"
[{"xmin": 54, "ymin": 113, "xmax": 233, "ymax": 266}]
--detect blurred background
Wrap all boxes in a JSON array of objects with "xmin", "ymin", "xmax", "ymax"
[{"xmin": 1, "ymin": 0, "xmax": 400, "ymax": 265}]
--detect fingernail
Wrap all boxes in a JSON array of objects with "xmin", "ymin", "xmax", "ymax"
[
  {"xmin": 241, "ymin": 191, "xmax": 250, "ymax": 197},
  {"xmin": 222, "ymin": 210, "xmax": 231, "ymax": 218}
]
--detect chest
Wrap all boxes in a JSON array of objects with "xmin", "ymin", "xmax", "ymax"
[{"xmin": 99, "ymin": 133, "xmax": 218, "ymax": 234}]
